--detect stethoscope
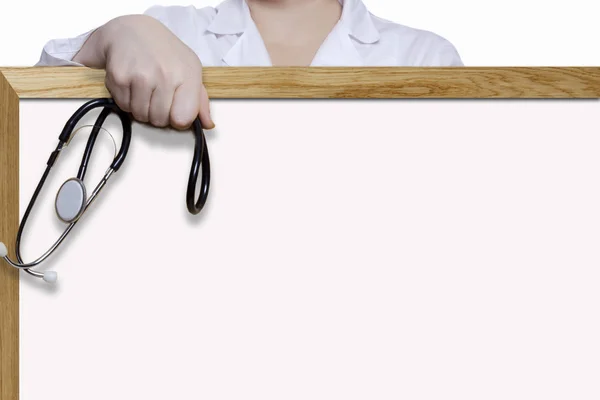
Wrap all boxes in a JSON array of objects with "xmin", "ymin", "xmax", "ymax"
[{"xmin": 0, "ymin": 98, "xmax": 210, "ymax": 283}]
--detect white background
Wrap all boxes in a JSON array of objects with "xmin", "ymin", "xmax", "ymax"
[
  {"xmin": 1, "ymin": 0, "xmax": 599, "ymax": 66},
  {"xmin": 17, "ymin": 99, "xmax": 600, "ymax": 399}
]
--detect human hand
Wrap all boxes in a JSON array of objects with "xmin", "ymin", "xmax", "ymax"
[{"xmin": 74, "ymin": 14, "xmax": 214, "ymax": 130}]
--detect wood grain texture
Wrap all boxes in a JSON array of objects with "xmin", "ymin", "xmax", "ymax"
[
  {"xmin": 0, "ymin": 70, "xmax": 19, "ymax": 400},
  {"xmin": 1, "ymin": 66, "xmax": 600, "ymax": 98}
]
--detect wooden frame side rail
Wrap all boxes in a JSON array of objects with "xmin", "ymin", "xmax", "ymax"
[
  {"xmin": 0, "ymin": 69, "xmax": 19, "ymax": 400},
  {"xmin": 1, "ymin": 66, "xmax": 600, "ymax": 400}
]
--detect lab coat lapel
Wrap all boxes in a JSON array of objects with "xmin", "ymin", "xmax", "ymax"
[
  {"xmin": 207, "ymin": 0, "xmax": 381, "ymax": 67},
  {"xmin": 310, "ymin": 22, "xmax": 364, "ymax": 66},
  {"xmin": 310, "ymin": 0, "xmax": 380, "ymax": 66},
  {"xmin": 222, "ymin": 24, "xmax": 272, "ymax": 66},
  {"xmin": 206, "ymin": 0, "xmax": 272, "ymax": 66}
]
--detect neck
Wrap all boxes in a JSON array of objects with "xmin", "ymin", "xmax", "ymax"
[
  {"xmin": 247, "ymin": 0, "xmax": 342, "ymax": 45},
  {"xmin": 247, "ymin": 0, "xmax": 340, "ymax": 9}
]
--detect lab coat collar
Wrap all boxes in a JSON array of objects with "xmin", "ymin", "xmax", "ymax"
[
  {"xmin": 206, "ymin": 0, "xmax": 248, "ymax": 35},
  {"xmin": 206, "ymin": 0, "xmax": 380, "ymax": 42},
  {"xmin": 207, "ymin": 0, "xmax": 381, "ymax": 66},
  {"xmin": 338, "ymin": 0, "xmax": 380, "ymax": 44},
  {"xmin": 311, "ymin": 0, "xmax": 381, "ymax": 66}
]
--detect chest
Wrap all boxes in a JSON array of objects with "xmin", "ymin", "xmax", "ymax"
[
  {"xmin": 262, "ymin": 40, "xmax": 325, "ymax": 67},
  {"xmin": 196, "ymin": 25, "xmax": 395, "ymax": 67}
]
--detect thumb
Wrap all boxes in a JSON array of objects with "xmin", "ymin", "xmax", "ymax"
[
  {"xmin": 170, "ymin": 82, "xmax": 202, "ymax": 130},
  {"xmin": 198, "ymin": 84, "xmax": 215, "ymax": 130}
]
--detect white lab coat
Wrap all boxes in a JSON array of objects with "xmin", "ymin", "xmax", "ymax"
[{"xmin": 36, "ymin": 0, "xmax": 463, "ymax": 67}]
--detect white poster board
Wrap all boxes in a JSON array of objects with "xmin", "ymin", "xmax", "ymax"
[{"xmin": 18, "ymin": 99, "xmax": 600, "ymax": 399}]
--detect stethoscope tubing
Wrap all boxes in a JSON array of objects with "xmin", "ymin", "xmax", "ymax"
[{"xmin": 187, "ymin": 118, "xmax": 211, "ymax": 215}]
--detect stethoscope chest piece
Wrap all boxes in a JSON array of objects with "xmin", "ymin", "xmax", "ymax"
[{"xmin": 55, "ymin": 178, "xmax": 87, "ymax": 223}]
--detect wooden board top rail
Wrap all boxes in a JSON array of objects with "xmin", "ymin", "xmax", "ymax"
[{"xmin": 1, "ymin": 66, "xmax": 600, "ymax": 99}]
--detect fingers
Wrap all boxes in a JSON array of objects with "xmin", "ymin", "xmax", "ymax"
[
  {"xmin": 107, "ymin": 67, "xmax": 172, "ymax": 128},
  {"xmin": 198, "ymin": 85, "xmax": 215, "ymax": 130},
  {"xmin": 170, "ymin": 83, "xmax": 215, "ymax": 131},
  {"xmin": 170, "ymin": 82, "xmax": 202, "ymax": 130},
  {"xmin": 107, "ymin": 72, "xmax": 156, "ymax": 124},
  {"xmin": 105, "ymin": 71, "xmax": 131, "ymax": 113},
  {"xmin": 105, "ymin": 64, "xmax": 213, "ymax": 131},
  {"xmin": 148, "ymin": 85, "xmax": 173, "ymax": 128},
  {"xmin": 129, "ymin": 73, "xmax": 156, "ymax": 123}
]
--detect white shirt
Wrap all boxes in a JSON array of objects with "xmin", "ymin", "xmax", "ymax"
[{"xmin": 37, "ymin": 0, "xmax": 463, "ymax": 67}]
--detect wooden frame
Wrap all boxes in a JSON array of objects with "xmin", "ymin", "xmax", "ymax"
[{"xmin": 1, "ymin": 66, "xmax": 600, "ymax": 400}]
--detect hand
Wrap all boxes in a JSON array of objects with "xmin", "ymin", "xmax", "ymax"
[{"xmin": 73, "ymin": 14, "xmax": 214, "ymax": 130}]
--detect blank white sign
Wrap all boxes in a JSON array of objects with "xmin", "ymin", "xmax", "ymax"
[{"xmin": 17, "ymin": 99, "xmax": 600, "ymax": 400}]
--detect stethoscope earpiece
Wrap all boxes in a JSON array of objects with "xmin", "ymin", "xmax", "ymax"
[
  {"xmin": 43, "ymin": 271, "xmax": 58, "ymax": 283},
  {"xmin": 0, "ymin": 242, "xmax": 57, "ymax": 283},
  {"xmin": 0, "ymin": 242, "xmax": 7, "ymax": 258}
]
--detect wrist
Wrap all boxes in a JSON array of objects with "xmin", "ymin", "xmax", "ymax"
[
  {"xmin": 98, "ymin": 16, "xmax": 132, "ymax": 62},
  {"xmin": 72, "ymin": 25, "xmax": 108, "ymax": 67},
  {"xmin": 76, "ymin": 15, "xmax": 150, "ymax": 67}
]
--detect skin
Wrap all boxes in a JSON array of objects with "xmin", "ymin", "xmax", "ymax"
[
  {"xmin": 248, "ymin": 0, "xmax": 342, "ymax": 66},
  {"xmin": 72, "ymin": 0, "xmax": 342, "ymax": 130}
]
